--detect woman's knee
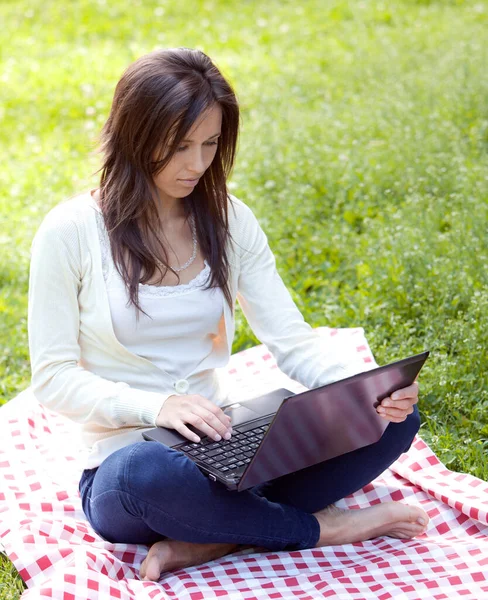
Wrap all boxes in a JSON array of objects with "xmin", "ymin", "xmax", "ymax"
[
  {"xmin": 382, "ymin": 404, "xmax": 420, "ymax": 455},
  {"xmin": 87, "ymin": 442, "xmax": 203, "ymax": 543},
  {"xmin": 92, "ymin": 442, "xmax": 187, "ymax": 497},
  {"xmin": 123, "ymin": 441, "xmax": 202, "ymax": 499},
  {"xmin": 401, "ymin": 404, "xmax": 420, "ymax": 443}
]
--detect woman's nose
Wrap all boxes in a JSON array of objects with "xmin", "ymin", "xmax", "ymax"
[{"xmin": 187, "ymin": 147, "xmax": 206, "ymax": 174}]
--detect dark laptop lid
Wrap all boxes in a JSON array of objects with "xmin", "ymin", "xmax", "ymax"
[{"xmin": 237, "ymin": 351, "xmax": 429, "ymax": 491}]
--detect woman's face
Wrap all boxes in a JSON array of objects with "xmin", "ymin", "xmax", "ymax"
[{"xmin": 153, "ymin": 104, "xmax": 222, "ymax": 204}]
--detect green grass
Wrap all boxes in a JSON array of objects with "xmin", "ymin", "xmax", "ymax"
[
  {"xmin": 0, "ymin": 554, "xmax": 25, "ymax": 600},
  {"xmin": 1, "ymin": 0, "xmax": 487, "ymax": 595}
]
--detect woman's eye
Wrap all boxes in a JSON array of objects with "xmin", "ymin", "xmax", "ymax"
[{"xmin": 176, "ymin": 141, "xmax": 217, "ymax": 152}]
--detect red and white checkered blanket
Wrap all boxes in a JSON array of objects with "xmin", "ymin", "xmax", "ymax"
[{"xmin": 1, "ymin": 328, "xmax": 487, "ymax": 600}]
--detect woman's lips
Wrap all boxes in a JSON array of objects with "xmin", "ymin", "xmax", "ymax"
[{"xmin": 179, "ymin": 178, "xmax": 200, "ymax": 187}]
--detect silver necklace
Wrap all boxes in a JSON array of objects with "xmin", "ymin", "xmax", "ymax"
[{"xmin": 156, "ymin": 216, "xmax": 198, "ymax": 273}]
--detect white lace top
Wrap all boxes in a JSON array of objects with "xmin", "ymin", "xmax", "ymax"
[{"xmin": 96, "ymin": 212, "xmax": 228, "ymax": 400}]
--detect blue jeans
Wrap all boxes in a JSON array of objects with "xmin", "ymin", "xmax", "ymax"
[{"xmin": 79, "ymin": 407, "xmax": 420, "ymax": 551}]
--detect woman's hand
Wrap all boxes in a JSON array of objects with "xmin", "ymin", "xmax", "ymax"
[
  {"xmin": 156, "ymin": 394, "xmax": 232, "ymax": 443},
  {"xmin": 376, "ymin": 382, "xmax": 419, "ymax": 423}
]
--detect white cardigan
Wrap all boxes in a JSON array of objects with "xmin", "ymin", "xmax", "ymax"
[{"xmin": 28, "ymin": 192, "xmax": 373, "ymax": 467}]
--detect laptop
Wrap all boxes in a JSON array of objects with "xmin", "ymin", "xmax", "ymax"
[{"xmin": 143, "ymin": 351, "xmax": 429, "ymax": 491}]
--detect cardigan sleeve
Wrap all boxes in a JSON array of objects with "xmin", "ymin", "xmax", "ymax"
[
  {"xmin": 235, "ymin": 203, "xmax": 378, "ymax": 389},
  {"xmin": 28, "ymin": 207, "xmax": 170, "ymax": 429}
]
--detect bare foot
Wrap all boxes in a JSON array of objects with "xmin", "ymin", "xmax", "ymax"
[
  {"xmin": 313, "ymin": 502, "xmax": 429, "ymax": 547},
  {"xmin": 140, "ymin": 540, "xmax": 241, "ymax": 581}
]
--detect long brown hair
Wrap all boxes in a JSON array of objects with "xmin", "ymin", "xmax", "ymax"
[{"xmin": 98, "ymin": 48, "xmax": 239, "ymax": 315}]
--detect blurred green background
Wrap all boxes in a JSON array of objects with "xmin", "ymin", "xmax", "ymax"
[{"xmin": 1, "ymin": 0, "xmax": 487, "ymax": 595}]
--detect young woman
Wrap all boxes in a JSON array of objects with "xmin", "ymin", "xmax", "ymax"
[{"xmin": 28, "ymin": 48, "xmax": 428, "ymax": 582}]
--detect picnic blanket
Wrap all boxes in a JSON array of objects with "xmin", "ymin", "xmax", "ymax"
[{"xmin": 1, "ymin": 327, "xmax": 487, "ymax": 600}]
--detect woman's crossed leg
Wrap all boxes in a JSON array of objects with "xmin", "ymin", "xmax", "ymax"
[{"xmin": 79, "ymin": 406, "xmax": 428, "ymax": 580}]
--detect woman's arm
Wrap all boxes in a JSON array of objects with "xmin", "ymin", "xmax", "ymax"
[
  {"xmin": 28, "ymin": 208, "xmax": 170, "ymax": 429},
  {"xmin": 235, "ymin": 203, "xmax": 378, "ymax": 390}
]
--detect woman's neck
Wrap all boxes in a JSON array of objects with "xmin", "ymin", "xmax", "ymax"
[
  {"xmin": 153, "ymin": 190, "xmax": 186, "ymax": 225},
  {"xmin": 155, "ymin": 201, "xmax": 186, "ymax": 226}
]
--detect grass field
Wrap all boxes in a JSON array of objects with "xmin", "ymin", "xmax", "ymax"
[{"xmin": 1, "ymin": 0, "xmax": 487, "ymax": 596}]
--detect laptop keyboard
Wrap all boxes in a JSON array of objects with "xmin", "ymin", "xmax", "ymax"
[{"xmin": 175, "ymin": 423, "xmax": 270, "ymax": 476}]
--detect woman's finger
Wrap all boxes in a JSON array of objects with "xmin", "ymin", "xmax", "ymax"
[
  {"xmin": 188, "ymin": 406, "xmax": 232, "ymax": 441},
  {"xmin": 390, "ymin": 381, "xmax": 419, "ymax": 401},
  {"xmin": 191, "ymin": 396, "xmax": 232, "ymax": 432},
  {"xmin": 381, "ymin": 397, "xmax": 417, "ymax": 411},
  {"xmin": 379, "ymin": 414, "xmax": 409, "ymax": 423},
  {"xmin": 377, "ymin": 405, "xmax": 414, "ymax": 420},
  {"xmin": 173, "ymin": 421, "xmax": 203, "ymax": 443},
  {"xmin": 181, "ymin": 411, "xmax": 228, "ymax": 442}
]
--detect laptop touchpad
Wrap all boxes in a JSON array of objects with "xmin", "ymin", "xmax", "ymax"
[{"xmin": 223, "ymin": 404, "xmax": 258, "ymax": 425}]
